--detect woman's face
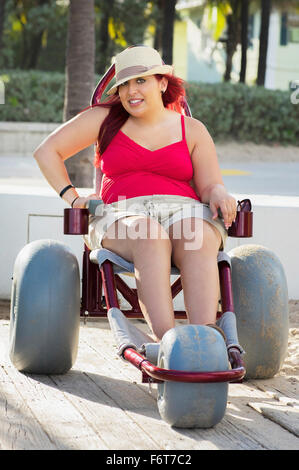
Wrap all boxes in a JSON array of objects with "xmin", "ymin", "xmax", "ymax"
[{"xmin": 117, "ymin": 75, "xmax": 167, "ymax": 116}]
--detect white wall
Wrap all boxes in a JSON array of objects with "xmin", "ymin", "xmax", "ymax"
[
  {"xmin": 1, "ymin": 187, "xmax": 298, "ymax": 301},
  {"xmin": 0, "ymin": 122, "xmax": 59, "ymax": 156}
]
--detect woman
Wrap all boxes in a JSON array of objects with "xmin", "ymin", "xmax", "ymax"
[{"xmin": 34, "ymin": 45, "xmax": 236, "ymax": 341}]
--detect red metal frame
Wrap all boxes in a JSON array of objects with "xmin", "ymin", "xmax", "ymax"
[
  {"xmin": 123, "ymin": 347, "xmax": 245, "ymax": 383},
  {"xmin": 80, "ymin": 244, "xmax": 187, "ymax": 319},
  {"xmin": 70, "ymin": 203, "xmax": 248, "ymax": 382},
  {"xmin": 78, "ymin": 242, "xmax": 246, "ymax": 383}
]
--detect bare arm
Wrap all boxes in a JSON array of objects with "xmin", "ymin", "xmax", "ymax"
[
  {"xmin": 187, "ymin": 117, "xmax": 236, "ymax": 229},
  {"xmin": 33, "ymin": 106, "xmax": 109, "ymax": 207}
]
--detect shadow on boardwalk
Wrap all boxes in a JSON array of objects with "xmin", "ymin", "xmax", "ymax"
[{"xmin": 0, "ymin": 300, "xmax": 298, "ymax": 450}]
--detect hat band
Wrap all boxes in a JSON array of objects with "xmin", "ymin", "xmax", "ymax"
[{"xmin": 116, "ymin": 64, "xmax": 161, "ymax": 82}]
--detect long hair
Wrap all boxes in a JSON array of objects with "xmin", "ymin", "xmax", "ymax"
[{"xmin": 93, "ymin": 74, "xmax": 186, "ymax": 168}]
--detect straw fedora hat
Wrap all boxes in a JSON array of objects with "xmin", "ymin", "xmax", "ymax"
[{"xmin": 106, "ymin": 45, "xmax": 173, "ymax": 95}]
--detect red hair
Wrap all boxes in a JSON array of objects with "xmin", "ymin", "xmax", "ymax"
[{"xmin": 93, "ymin": 74, "xmax": 186, "ymax": 168}]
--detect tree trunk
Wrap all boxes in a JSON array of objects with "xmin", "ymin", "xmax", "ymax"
[
  {"xmin": 0, "ymin": 0, "xmax": 7, "ymax": 56},
  {"xmin": 224, "ymin": 9, "xmax": 238, "ymax": 81},
  {"xmin": 28, "ymin": 31, "xmax": 44, "ymax": 69},
  {"xmin": 154, "ymin": 0, "xmax": 163, "ymax": 52},
  {"xmin": 97, "ymin": 0, "xmax": 114, "ymax": 75},
  {"xmin": 27, "ymin": 0, "xmax": 49, "ymax": 69},
  {"xmin": 64, "ymin": 0, "xmax": 95, "ymax": 188},
  {"xmin": 239, "ymin": 0, "xmax": 249, "ymax": 83},
  {"xmin": 257, "ymin": 0, "xmax": 271, "ymax": 86},
  {"xmin": 161, "ymin": 0, "xmax": 177, "ymax": 64}
]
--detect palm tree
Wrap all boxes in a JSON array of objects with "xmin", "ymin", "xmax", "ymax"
[
  {"xmin": 239, "ymin": 0, "xmax": 249, "ymax": 83},
  {"xmin": 153, "ymin": 0, "xmax": 177, "ymax": 64},
  {"xmin": 97, "ymin": 0, "xmax": 116, "ymax": 75},
  {"xmin": 153, "ymin": 0, "xmax": 163, "ymax": 51},
  {"xmin": 223, "ymin": 0, "xmax": 241, "ymax": 82},
  {"xmin": 161, "ymin": 0, "xmax": 177, "ymax": 64},
  {"xmin": 64, "ymin": 0, "xmax": 95, "ymax": 188},
  {"xmin": 202, "ymin": 1, "xmax": 242, "ymax": 82}
]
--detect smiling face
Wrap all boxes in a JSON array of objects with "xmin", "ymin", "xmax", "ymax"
[{"xmin": 117, "ymin": 75, "xmax": 168, "ymax": 117}]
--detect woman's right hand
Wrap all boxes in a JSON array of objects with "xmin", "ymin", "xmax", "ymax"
[{"xmin": 72, "ymin": 193, "xmax": 100, "ymax": 208}]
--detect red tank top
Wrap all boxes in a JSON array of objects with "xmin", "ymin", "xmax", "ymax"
[{"xmin": 100, "ymin": 115, "xmax": 200, "ymax": 204}]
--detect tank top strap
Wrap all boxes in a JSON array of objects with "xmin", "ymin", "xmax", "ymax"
[{"xmin": 180, "ymin": 114, "xmax": 186, "ymax": 140}]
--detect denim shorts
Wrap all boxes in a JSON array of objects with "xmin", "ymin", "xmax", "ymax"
[{"xmin": 83, "ymin": 194, "xmax": 227, "ymax": 251}]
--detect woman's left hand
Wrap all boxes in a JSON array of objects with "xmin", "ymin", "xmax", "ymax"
[{"xmin": 208, "ymin": 184, "xmax": 237, "ymax": 229}]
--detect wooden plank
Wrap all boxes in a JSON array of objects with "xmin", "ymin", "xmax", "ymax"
[
  {"xmin": 0, "ymin": 322, "xmax": 108, "ymax": 450},
  {"xmin": 78, "ymin": 320, "xmax": 299, "ymax": 450},
  {"xmin": 247, "ymin": 324, "xmax": 299, "ymax": 439},
  {"xmin": 50, "ymin": 370, "xmax": 160, "ymax": 450},
  {"xmin": 248, "ymin": 401, "xmax": 299, "ymax": 437},
  {"xmin": 0, "ymin": 365, "xmax": 55, "ymax": 450},
  {"xmin": 3, "ymin": 369, "xmax": 109, "ymax": 450},
  {"xmin": 79, "ymin": 324, "xmax": 256, "ymax": 450},
  {"xmin": 251, "ymin": 375, "xmax": 299, "ymax": 404},
  {"xmin": 225, "ymin": 383, "xmax": 299, "ymax": 449},
  {"xmin": 76, "ymin": 329, "xmax": 217, "ymax": 450},
  {"xmin": 1, "ymin": 320, "xmax": 211, "ymax": 450},
  {"xmin": 1, "ymin": 318, "xmax": 299, "ymax": 450},
  {"xmin": 251, "ymin": 378, "xmax": 299, "ymax": 405}
]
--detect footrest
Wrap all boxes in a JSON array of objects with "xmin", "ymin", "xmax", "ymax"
[
  {"xmin": 90, "ymin": 248, "xmax": 231, "ymax": 275},
  {"xmin": 217, "ymin": 311, "xmax": 245, "ymax": 355},
  {"xmin": 108, "ymin": 307, "xmax": 158, "ymax": 361},
  {"xmin": 90, "ymin": 249, "xmax": 135, "ymax": 273}
]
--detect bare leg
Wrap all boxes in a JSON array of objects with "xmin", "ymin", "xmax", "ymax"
[
  {"xmin": 168, "ymin": 218, "xmax": 221, "ymax": 325},
  {"xmin": 102, "ymin": 216, "xmax": 175, "ymax": 340}
]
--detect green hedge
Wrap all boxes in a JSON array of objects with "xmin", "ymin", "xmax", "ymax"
[
  {"xmin": 0, "ymin": 70, "xmax": 65, "ymax": 123},
  {"xmin": 186, "ymin": 81, "xmax": 298, "ymax": 145},
  {"xmin": 0, "ymin": 70, "xmax": 298, "ymax": 144}
]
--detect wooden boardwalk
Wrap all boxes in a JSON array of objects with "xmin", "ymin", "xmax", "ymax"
[{"xmin": 0, "ymin": 316, "xmax": 298, "ymax": 451}]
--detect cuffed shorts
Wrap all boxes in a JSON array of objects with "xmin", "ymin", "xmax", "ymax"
[{"xmin": 83, "ymin": 194, "xmax": 227, "ymax": 251}]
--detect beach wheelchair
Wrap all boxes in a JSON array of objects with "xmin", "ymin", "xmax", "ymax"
[{"xmin": 9, "ymin": 65, "xmax": 289, "ymax": 428}]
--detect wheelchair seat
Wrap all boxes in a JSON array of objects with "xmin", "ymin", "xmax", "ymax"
[
  {"xmin": 89, "ymin": 247, "xmax": 181, "ymax": 275},
  {"xmin": 89, "ymin": 247, "xmax": 232, "ymax": 274}
]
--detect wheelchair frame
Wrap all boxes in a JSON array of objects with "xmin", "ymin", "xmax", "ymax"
[{"xmin": 64, "ymin": 63, "xmax": 253, "ymax": 385}]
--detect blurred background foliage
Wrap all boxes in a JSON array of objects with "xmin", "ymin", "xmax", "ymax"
[
  {"xmin": 1, "ymin": 69, "xmax": 297, "ymax": 145},
  {"xmin": 0, "ymin": 0, "xmax": 298, "ymax": 145},
  {"xmin": 0, "ymin": 0, "xmax": 161, "ymax": 73}
]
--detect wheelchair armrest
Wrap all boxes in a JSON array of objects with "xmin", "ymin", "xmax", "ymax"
[
  {"xmin": 64, "ymin": 208, "xmax": 89, "ymax": 235},
  {"xmin": 63, "ymin": 197, "xmax": 253, "ymax": 237},
  {"xmin": 228, "ymin": 198, "xmax": 253, "ymax": 237},
  {"xmin": 63, "ymin": 199, "xmax": 104, "ymax": 235}
]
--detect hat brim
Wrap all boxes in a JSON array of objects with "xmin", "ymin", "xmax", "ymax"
[{"xmin": 106, "ymin": 64, "xmax": 173, "ymax": 95}]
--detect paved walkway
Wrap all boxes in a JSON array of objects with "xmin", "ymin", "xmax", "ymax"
[{"xmin": 1, "ymin": 142, "xmax": 299, "ymax": 196}]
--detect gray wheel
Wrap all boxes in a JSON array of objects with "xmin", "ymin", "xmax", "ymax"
[
  {"xmin": 9, "ymin": 239, "xmax": 80, "ymax": 374},
  {"xmin": 157, "ymin": 325, "xmax": 229, "ymax": 428},
  {"xmin": 229, "ymin": 244, "xmax": 289, "ymax": 379}
]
